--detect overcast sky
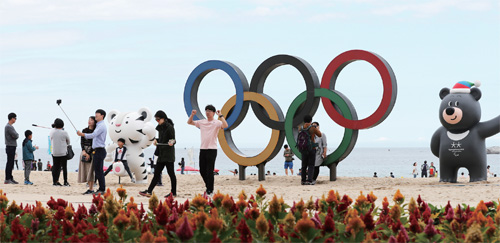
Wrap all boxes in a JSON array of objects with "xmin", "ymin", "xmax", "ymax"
[{"xmin": 1, "ymin": 0, "xmax": 499, "ymax": 151}]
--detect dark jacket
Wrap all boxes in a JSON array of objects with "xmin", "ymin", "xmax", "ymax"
[{"xmin": 156, "ymin": 122, "xmax": 175, "ymax": 163}]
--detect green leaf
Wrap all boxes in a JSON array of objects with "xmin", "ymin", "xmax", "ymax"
[{"xmin": 123, "ymin": 229, "xmax": 141, "ymax": 241}]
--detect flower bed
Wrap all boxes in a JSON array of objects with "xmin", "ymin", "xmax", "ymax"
[{"xmin": 0, "ymin": 185, "xmax": 498, "ymax": 242}]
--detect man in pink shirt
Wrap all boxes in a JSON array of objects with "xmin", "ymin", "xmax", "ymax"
[{"xmin": 187, "ymin": 105, "xmax": 228, "ymax": 196}]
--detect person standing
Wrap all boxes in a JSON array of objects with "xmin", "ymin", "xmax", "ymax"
[
  {"xmin": 140, "ymin": 110, "xmax": 176, "ymax": 198},
  {"xmin": 78, "ymin": 116, "xmax": 96, "ymax": 195},
  {"xmin": 187, "ymin": 105, "xmax": 228, "ymax": 196},
  {"xmin": 298, "ymin": 115, "xmax": 322, "ymax": 185},
  {"xmin": 37, "ymin": 159, "xmax": 42, "ymax": 171},
  {"xmin": 14, "ymin": 153, "xmax": 19, "ymax": 170},
  {"xmin": 283, "ymin": 144, "xmax": 294, "ymax": 175},
  {"xmin": 312, "ymin": 122, "xmax": 327, "ymax": 185},
  {"xmin": 179, "ymin": 158, "xmax": 185, "ymax": 175},
  {"xmin": 412, "ymin": 162, "xmax": 418, "ymax": 178},
  {"xmin": 50, "ymin": 118, "xmax": 71, "ymax": 186},
  {"xmin": 429, "ymin": 162, "xmax": 437, "ymax": 177},
  {"xmin": 421, "ymin": 160, "xmax": 429, "ymax": 178},
  {"xmin": 104, "ymin": 138, "xmax": 135, "ymax": 182},
  {"xmin": 4, "ymin": 113, "xmax": 19, "ymax": 184},
  {"xmin": 77, "ymin": 109, "xmax": 107, "ymax": 195},
  {"xmin": 22, "ymin": 130, "xmax": 38, "ymax": 185}
]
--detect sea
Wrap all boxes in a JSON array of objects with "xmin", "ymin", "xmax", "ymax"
[{"xmin": 1, "ymin": 147, "xmax": 498, "ymax": 178}]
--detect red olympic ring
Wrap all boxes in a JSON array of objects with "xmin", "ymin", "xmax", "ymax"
[{"xmin": 321, "ymin": 50, "xmax": 397, "ymax": 130}]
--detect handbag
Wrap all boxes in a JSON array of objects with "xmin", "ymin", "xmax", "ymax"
[{"xmin": 66, "ymin": 145, "xmax": 75, "ymax": 160}]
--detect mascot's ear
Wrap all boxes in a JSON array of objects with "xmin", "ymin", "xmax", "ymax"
[
  {"xmin": 470, "ymin": 87, "xmax": 482, "ymax": 101},
  {"xmin": 108, "ymin": 110, "xmax": 119, "ymax": 123},
  {"xmin": 439, "ymin": 88, "xmax": 450, "ymax": 100},
  {"xmin": 137, "ymin": 107, "xmax": 152, "ymax": 122}
]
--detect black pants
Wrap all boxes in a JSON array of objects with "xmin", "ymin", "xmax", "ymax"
[
  {"xmin": 313, "ymin": 166, "xmax": 320, "ymax": 181},
  {"xmin": 148, "ymin": 162, "xmax": 176, "ymax": 194},
  {"xmin": 199, "ymin": 149, "xmax": 217, "ymax": 194},
  {"xmin": 300, "ymin": 149, "xmax": 316, "ymax": 183},
  {"xmin": 421, "ymin": 171, "xmax": 428, "ymax": 178},
  {"xmin": 93, "ymin": 148, "xmax": 106, "ymax": 191},
  {"xmin": 104, "ymin": 160, "xmax": 133, "ymax": 178},
  {"xmin": 52, "ymin": 156, "xmax": 68, "ymax": 184},
  {"xmin": 5, "ymin": 146, "xmax": 16, "ymax": 181}
]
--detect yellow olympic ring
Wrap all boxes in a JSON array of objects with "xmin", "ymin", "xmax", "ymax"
[{"xmin": 218, "ymin": 92, "xmax": 283, "ymax": 166}]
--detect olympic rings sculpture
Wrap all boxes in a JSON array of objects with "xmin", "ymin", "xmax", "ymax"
[{"xmin": 184, "ymin": 50, "xmax": 397, "ymax": 168}]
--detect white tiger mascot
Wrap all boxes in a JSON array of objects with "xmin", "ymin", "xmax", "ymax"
[{"xmin": 105, "ymin": 107, "xmax": 156, "ymax": 184}]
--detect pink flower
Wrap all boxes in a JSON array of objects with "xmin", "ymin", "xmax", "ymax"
[
  {"xmin": 176, "ymin": 216, "xmax": 194, "ymax": 241},
  {"xmin": 445, "ymin": 207, "xmax": 455, "ymax": 222},
  {"xmin": 424, "ymin": 219, "xmax": 437, "ymax": 237}
]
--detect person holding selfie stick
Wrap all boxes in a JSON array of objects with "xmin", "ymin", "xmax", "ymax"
[{"xmin": 140, "ymin": 110, "xmax": 176, "ymax": 198}]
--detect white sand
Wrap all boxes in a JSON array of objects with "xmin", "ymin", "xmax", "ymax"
[{"xmin": 2, "ymin": 170, "xmax": 499, "ymax": 208}]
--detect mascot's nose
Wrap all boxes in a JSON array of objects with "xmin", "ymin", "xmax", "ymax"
[
  {"xmin": 116, "ymin": 124, "xmax": 121, "ymax": 127},
  {"xmin": 445, "ymin": 108, "xmax": 454, "ymax": 115}
]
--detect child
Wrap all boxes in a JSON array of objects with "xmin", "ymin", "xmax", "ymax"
[
  {"xmin": 22, "ymin": 130, "xmax": 38, "ymax": 185},
  {"xmin": 104, "ymin": 138, "xmax": 135, "ymax": 182}
]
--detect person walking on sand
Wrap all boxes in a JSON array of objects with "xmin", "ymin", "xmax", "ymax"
[
  {"xmin": 412, "ymin": 162, "xmax": 418, "ymax": 178},
  {"xmin": 297, "ymin": 115, "xmax": 322, "ymax": 185},
  {"xmin": 283, "ymin": 144, "xmax": 294, "ymax": 175},
  {"xmin": 179, "ymin": 158, "xmax": 185, "ymax": 175},
  {"xmin": 78, "ymin": 116, "xmax": 96, "ymax": 195},
  {"xmin": 187, "ymin": 104, "xmax": 228, "ymax": 196},
  {"xmin": 312, "ymin": 121, "xmax": 327, "ymax": 185},
  {"xmin": 50, "ymin": 118, "xmax": 71, "ymax": 187},
  {"xmin": 140, "ymin": 110, "xmax": 177, "ymax": 198},
  {"xmin": 22, "ymin": 130, "xmax": 38, "ymax": 185},
  {"xmin": 77, "ymin": 109, "xmax": 107, "ymax": 195},
  {"xmin": 4, "ymin": 113, "xmax": 19, "ymax": 184},
  {"xmin": 421, "ymin": 160, "xmax": 429, "ymax": 178}
]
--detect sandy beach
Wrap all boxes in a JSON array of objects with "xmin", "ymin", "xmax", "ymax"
[{"xmin": 1, "ymin": 170, "xmax": 499, "ymax": 208}]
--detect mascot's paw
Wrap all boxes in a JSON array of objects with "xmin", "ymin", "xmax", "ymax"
[
  {"xmin": 142, "ymin": 125, "xmax": 156, "ymax": 138},
  {"xmin": 104, "ymin": 155, "xmax": 113, "ymax": 162}
]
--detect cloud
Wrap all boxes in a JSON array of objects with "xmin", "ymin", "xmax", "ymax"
[
  {"xmin": 308, "ymin": 13, "xmax": 349, "ymax": 22},
  {"xmin": 0, "ymin": 0, "xmax": 215, "ymax": 25},
  {"xmin": 371, "ymin": 0, "xmax": 493, "ymax": 17},
  {"xmin": 376, "ymin": 137, "xmax": 390, "ymax": 141},
  {"xmin": 0, "ymin": 30, "xmax": 83, "ymax": 51}
]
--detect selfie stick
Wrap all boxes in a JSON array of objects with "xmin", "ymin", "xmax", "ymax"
[
  {"xmin": 32, "ymin": 124, "xmax": 52, "ymax": 129},
  {"xmin": 56, "ymin": 99, "xmax": 77, "ymax": 131}
]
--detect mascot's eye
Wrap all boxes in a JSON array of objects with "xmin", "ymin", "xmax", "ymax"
[
  {"xmin": 111, "ymin": 122, "xmax": 114, "ymax": 125},
  {"xmin": 448, "ymin": 101, "xmax": 452, "ymax": 106},
  {"xmin": 126, "ymin": 121, "xmax": 129, "ymax": 124},
  {"xmin": 455, "ymin": 101, "xmax": 459, "ymax": 106}
]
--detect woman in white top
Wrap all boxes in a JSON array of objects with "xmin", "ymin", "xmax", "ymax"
[
  {"xmin": 412, "ymin": 162, "xmax": 418, "ymax": 178},
  {"xmin": 50, "ymin": 118, "xmax": 71, "ymax": 186}
]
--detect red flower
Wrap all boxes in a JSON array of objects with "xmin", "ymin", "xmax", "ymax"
[
  {"xmin": 62, "ymin": 219, "xmax": 75, "ymax": 237},
  {"xmin": 47, "ymin": 197, "xmax": 57, "ymax": 210},
  {"xmin": 485, "ymin": 201, "xmax": 494, "ymax": 208},
  {"xmin": 409, "ymin": 214, "xmax": 422, "ymax": 233},
  {"xmin": 388, "ymin": 235, "xmax": 397, "ymax": 243},
  {"xmin": 10, "ymin": 217, "xmax": 28, "ymax": 242},
  {"xmin": 424, "ymin": 219, "xmax": 437, "ymax": 237},
  {"xmin": 177, "ymin": 216, "xmax": 194, "ymax": 241},
  {"xmin": 97, "ymin": 223, "xmax": 109, "ymax": 241},
  {"xmin": 74, "ymin": 204, "xmax": 88, "ymax": 221},
  {"xmin": 57, "ymin": 198, "xmax": 68, "ymax": 208},
  {"xmin": 209, "ymin": 230, "xmax": 221, "ymax": 243},
  {"xmin": 323, "ymin": 214, "xmax": 335, "ymax": 233},
  {"xmin": 237, "ymin": 218, "xmax": 252, "ymax": 242},
  {"xmin": 31, "ymin": 218, "xmax": 40, "ymax": 234},
  {"xmin": 362, "ymin": 212, "xmax": 375, "ymax": 231},
  {"xmin": 446, "ymin": 207, "xmax": 455, "ymax": 222},
  {"xmin": 54, "ymin": 206, "xmax": 65, "ymax": 220},
  {"xmin": 155, "ymin": 202, "xmax": 168, "ymax": 226},
  {"xmin": 396, "ymin": 225, "xmax": 409, "ymax": 243}
]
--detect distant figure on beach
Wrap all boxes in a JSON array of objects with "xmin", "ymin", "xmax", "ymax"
[
  {"xmin": 298, "ymin": 115, "xmax": 322, "ymax": 185},
  {"xmin": 283, "ymin": 144, "xmax": 294, "ymax": 175},
  {"xmin": 104, "ymin": 138, "xmax": 134, "ymax": 182},
  {"xmin": 266, "ymin": 170, "xmax": 271, "ymax": 176},
  {"xmin": 4, "ymin": 112, "xmax": 19, "ymax": 184},
  {"xmin": 51, "ymin": 118, "xmax": 71, "ymax": 187},
  {"xmin": 312, "ymin": 121, "xmax": 327, "ymax": 185},
  {"xmin": 390, "ymin": 172, "xmax": 395, "ymax": 178},
  {"xmin": 77, "ymin": 109, "xmax": 107, "ymax": 195},
  {"xmin": 188, "ymin": 104, "xmax": 228, "ymax": 196},
  {"xmin": 412, "ymin": 162, "xmax": 418, "ymax": 178},
  {"xmin": 178, "ymin": 158, "xmax": 185, "ymax": 174},
  {"xmin": 37, "ymin": 159, "xmax": 42, "ymax": 171},
  {"xmin": 22, "ymin": 130, "xmax": 38, "ymax": 185},
  {"xmin": 148, "ymin": 158, "xmax": 154, "ymax": 174},
  {"xmin": 273, "ymin": 172, "xmax": 276, "ymax": 176},
  {"xmin": 229, "ymin": 169, "xmax": 238, "ymax": 176},
  {"xmin": 429, "ymin": 162, "xmax": 437, "ymax": 177},
  {"xmin": 140, "ymin": 110, "xmax": 177, "ymax": 198},
  {"xmin": 487, "ymin": 165, "xmax": 494, "ymax": 177},
  {"xmin": 373, "ymin": 172, "xmax": 378, "ymax": 178},
  {"xmin": 45, "ymin": 161, "xmax": 52, "ymax": 171},
  {"xmin": 78, "ymin": 116, "xmax": 96, "ymax": 195},
  {"xmin": 421, "ymin": 161, "xmax": 428, "ymax": 178},
  {"xmin": 14, "ymin": 152, "xmax": 19, "ymax": 170}
]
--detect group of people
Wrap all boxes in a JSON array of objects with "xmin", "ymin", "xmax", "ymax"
[
  {"xmin": 282, "ymin": 117, "xmax": 328, "ymax": 185},
  {"xmin": 412, "ymin": 161, "xmax": 438, "ymax": 178}
]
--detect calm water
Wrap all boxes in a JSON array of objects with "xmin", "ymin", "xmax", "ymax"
[{"xmin": 1, "ymin": 147, "xmax": 498, "ymax": 178}]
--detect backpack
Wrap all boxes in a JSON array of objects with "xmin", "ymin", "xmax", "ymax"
[
  {"xmin": 296, "ymin": 125, "xmax": 313, "ymax": 152},
  {"xmin": 421, "ymin": 163, "xmax": 428, "ymax": 171}
]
